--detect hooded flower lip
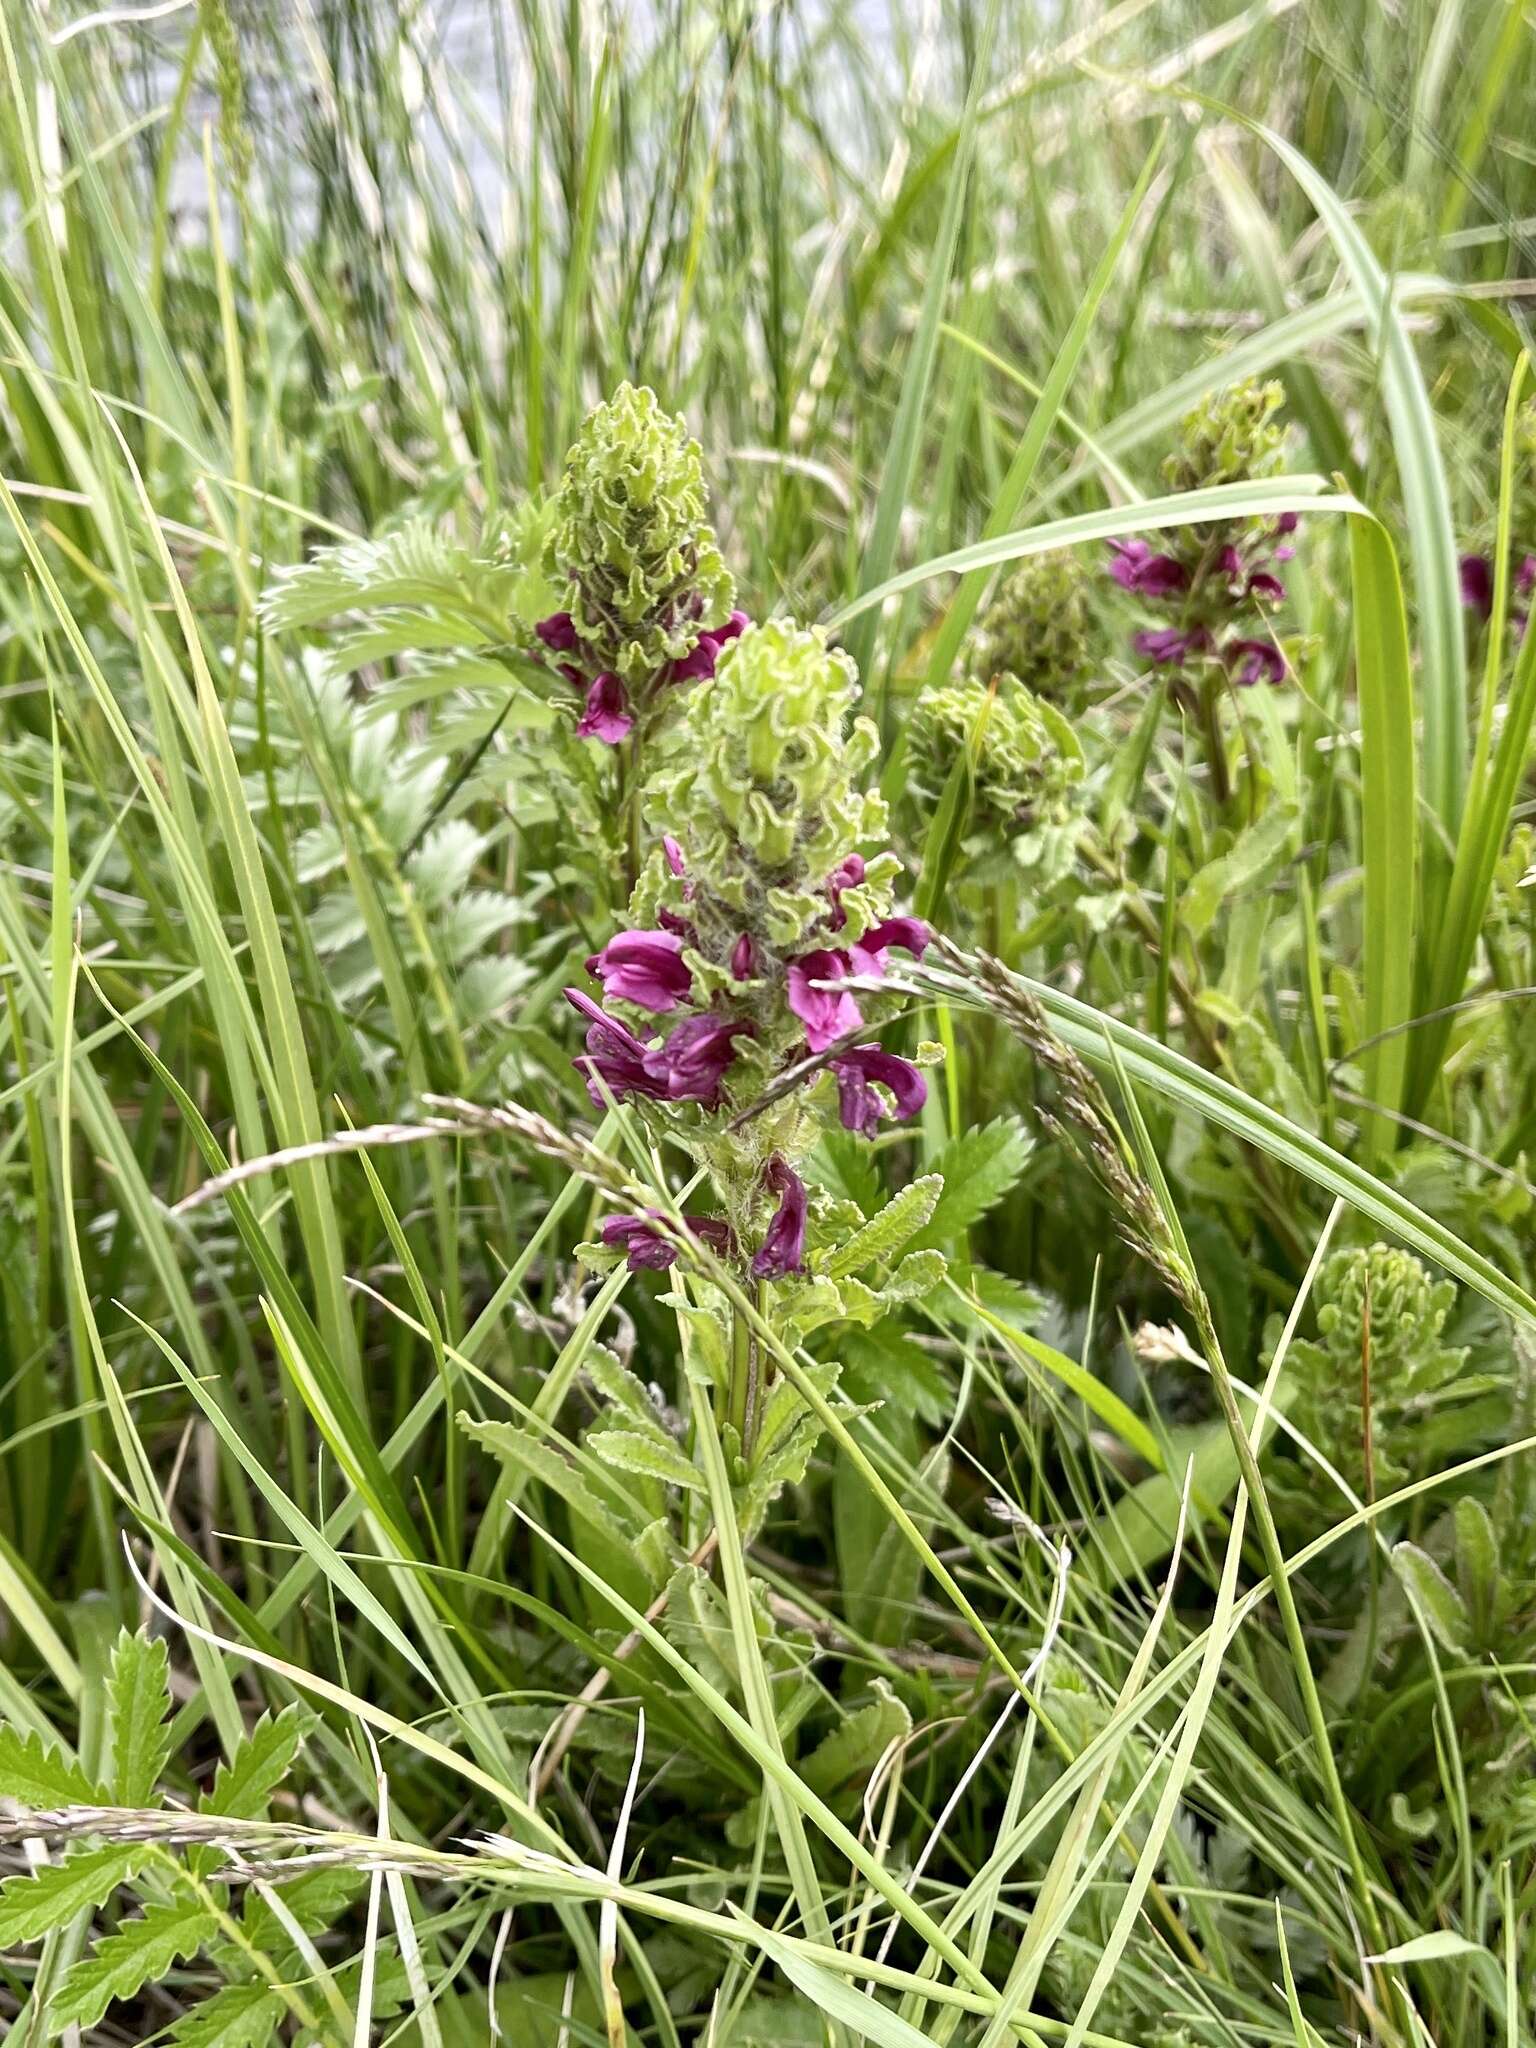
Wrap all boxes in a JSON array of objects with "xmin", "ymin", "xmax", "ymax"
[
  {"xmin": 663, "ymin": 834, "xmax": 687, "ymax": 877},
  {"xmin": 1460, "ymin": 553, "xmax": 1494, "ymax": 618},
  {"xmin": 536, "ymin": 610, "xmax": 579, "ymax": 652},
  {"xmin": 602, "ymin": 1210, "xmax": 734, "ymax": 1272},
  {"xmin": 644, "ymin": 1012, "xmax": 753, "ymax": 1106},
  {"xmin": 1229, "ymin": 637, "xmax": 1286, "ymax": 686},
  {"xmin": 662, "ymin": 608, "xmax": 750, "ymax": 687},
  {"xmin": 787, "ymin": 950, "xmax": 864, "ymax": 1053},
  {"xmin": 826, "ymin": 852, "xmax": 866, "ymax": 929},
  {"xmin": 1133, "ymin": 625, "xmax": 1212, "ymax": 667},
  {"xmin": 849, "ymin": 916, "xmax": 930, "ymax": 977},
  {"xmin": 1109, "ymin": 540, "xmax": 1189, "ymax": 598},
  {"xmin": 830, "ymin": 1045, "xmax": 927, "ymax": 1137},
  {"xmin": 577, "ymin": 671, "xmax": 633, "ymax": 743},
  {"xmin": 564, "ymin": 987, "xmax": 667, "ymax": 1106},
  {"xmin": 586, "ymin": 930, "xmax": 692, "ymax": 1012},
  {"xmin": 752, "ymin": 1157, "xmax": 808, "ymax": 1278},
  {"xmin": 730, "ymin": 932, "xmax": 757, "ymax": 981}
]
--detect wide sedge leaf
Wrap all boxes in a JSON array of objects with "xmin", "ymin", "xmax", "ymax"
[
  {"xmin": 825, "ymin": 477, "xmax": 1361, "ymax": 632},
  {"xmin": 1348, "ymin": 514, "xmax": 1418, "ymax": 1158}
]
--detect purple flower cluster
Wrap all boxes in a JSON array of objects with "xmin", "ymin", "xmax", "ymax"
[
  {"xmin": 1107, "ymin": 513, "xmax": 1295, "ymax": 687},
  {"xmin": 569, "ymin": 847, "xmax": 933, "ymax": 1275},
  {"xmin": 536, "ymin": 608, "xmax": 749, "ymax": 744}
]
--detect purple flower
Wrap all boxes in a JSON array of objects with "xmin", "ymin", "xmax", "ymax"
[
  {"xmin": 730, "ymin": 932, "xmax": 757, "ymax": 981},
  {"xmin": 1459, "ymin": 553, "xmax": 1494, "ymax": 618},
  {"xmin": 657, "ymin": 907, "xmax": 697, "ymax": 941},
  {"xmin": 602, "ymin": 1211, "xmax": 734, "ymax": 1272},
  {"xmin": 536, "ymin": 611, "xmax": 579, "ymax": 652},
  {"xmin": 849, "ymin": 916, "xmax": 930, "ymax": 977},
  {"xmin": 1229, "ymin": 637, "xmax": 1286, "ymax": 686},
  {"xmin": 830, "ymin": 1046, "xmax": 927, "ymax": 1138},
  {"xmin": 1133, "ymin": 625, "xmax": 1210, "ymax": 667},
  {"xmin": 576, "ymin": 672, "xmax": 633, "ymax": 743},
  {"xmin": 565, "ymin": 987, "xmax": 667, "ymax": 1107},
  {"xmin": 643, "ymin": 1012, "xmax": 753, "ymax": 1107},
  {"xmin": 827, "ymin": 853, "xmax": 866, "ymax": 929},
  {"xmin": 587, "ymin": 930, "xmax": 692, "ymax": 1013},
  {"xmin": 787, "ymin": 950, "xmax": 863, "ymax": 1053},
  {"xmin": 1275, "ymin": 511, "xmax": 1299, "ymax": 535},
  {"xmin": 752, "ymin": 1157, "xmax": 807, "ymax": 1278},
  {"xmin": 1109, "ymin": 540, "xmax": 1188, "ymax": 598},
  {"xmin": 663, "ymin": 835, "xmax": 687, "ymax": 876},
  {"xmin": 1217, "ymin": 544, "xmax": 1244, "ymax": 582},
  {"xmin": 661, "ymin": 609, "xmax": 750, "ymax": 687},
  {"xmin": 1519, "ymin": 555, "xmax": 1536, "ymax": 597},
  {"xmin": 1246, "ymin": 570, "xmax": 1286, "ymax": 603}
]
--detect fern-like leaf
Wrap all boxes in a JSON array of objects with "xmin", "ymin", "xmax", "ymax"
[
  {"xmin": 198, "ymin": 1706, "xmax": 310, "ymax": 1823},
  {"xmin": 904, "ymin": 1118, "xmax": 1032, "ymax": 1250},
  {"xmin": 825, "ymin": 1175, "xmax": 942, "ymax": 1278}
]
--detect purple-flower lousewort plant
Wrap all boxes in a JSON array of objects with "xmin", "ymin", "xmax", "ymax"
[
  {"xmin": 565, "ymin": 619, "xmax": 940, "ymax": 1447},
  {"xmin": 1106, "ymin": 380, "xmax": 1298, "ymax": 801}
]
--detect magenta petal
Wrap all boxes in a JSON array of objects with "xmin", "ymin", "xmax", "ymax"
[
  {"xmin": 536, "ymin": 611, "xmax": 578, "ymax": 652},
  {"xmin": 830, "ymin": 1046, "xmax": 927, "ymax": 1138},
  {"xmin": 644, "ymin": 1013, "xmax": 752, "ymax": 1106},
  {"xmin": 731, "ymin": 933, "xmax": 757, "ymax": 981},
  {"xmin": 1229, "ymin": 637, "xmax": 1287, "ymax": 686},
  {"xmin": 602, "ymin": 1210, "xmax": 734, "ymax": 1272},
  {"xmin": 663, "ymin": 835, "xmax": 687, "ymax": 877},
  {"xmin": 1460, "ymin": 553, "xmax": 1494, "ymax": 619},
  {"xmin": 787, "ymin": 950, "xmax": 862, "ymax": 1053},
  {"xmin": 577, "ymin": 672, "xmax": 633, "ymax": 742},
  {"xmin": 752, "ymin": 1157, "xmax": 808, "ymax": 1279},
  {"xmin": 587, "ymin": 930, "xmax": 692, "ymax": 1012},
  {"xmin": 1246, "ymin": 570, "xmax": 1286, "ymax": 603}
]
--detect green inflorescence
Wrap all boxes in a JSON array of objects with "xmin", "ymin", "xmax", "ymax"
[
  {"xmin": 972, "ymin": 549, "xmax": 1096, "ymax": 703},
  {"xmin": 909, "ymin": 672, "xmax": 1085, "ymax": 833},
  {"xmin": 546, "ymin": 382, "xmax": 734, "ymax": 681},
  {"xmin": 644, "ymin": 619, "xmax": 895, "ymax": 958},
  {"xmin": 1162, "ymin": 376, "xmax": 1289, "ymax": 497}
]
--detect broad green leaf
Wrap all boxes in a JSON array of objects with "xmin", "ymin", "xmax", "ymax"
[
  {"xmin": 0, "ymin": 1847, "xmax": 151, "ymax": 1946},
  {"xmin": 198, "ymin": 1705, "xmax": 309, "ymax": 1822},
  {"xmin": 0, "ymin": 1724, "xmax": 105, "ymax": 1809},
  {"xmin": 1181, "ymin": 803, "xmax": 1297, "ymax": 941},
  {"xmin": 169, "ymin": 1985, "xmax": 290, "ymax": 2048},
  {"xmin": 588, "ymin": 1427, "xmax": 707, "ymax": 1494},
  {"xmin": 1393, "ymin": 1542, "xmax": 1468, "ymax": 1652},
  {"xmin": 107, "ymin": 1630, "xmax": 173, "ymax": 1804},
  {"xmin": 1366, "ymin": 1931, "xmax": 1487, "ymax": 1965}
]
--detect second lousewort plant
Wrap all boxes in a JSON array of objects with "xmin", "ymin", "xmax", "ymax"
[{"xmin": 567, "ymin": 618, "xmax": 940, "ymax": 1454}]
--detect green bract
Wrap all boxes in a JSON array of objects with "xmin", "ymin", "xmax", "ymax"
[
  {"xmin": 644, "ymin": 619, "xmax": 893, "ymax": 954},
  {"xmin": 547, "ymin": 381, "xmax": 734, "ymax": 681}
]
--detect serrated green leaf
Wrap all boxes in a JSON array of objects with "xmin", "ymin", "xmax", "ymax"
[
  {"xmin": 51, "ymin": 1896, "xmax": 218, "ymax": 2033},
  {"xmin": 588, "ymin": 1427, "xmax": 705, "ymax": 1493},
  {"xmin": 1393, "ymin": 1541, "xmax": 1468, "ymax": 1652},
  {"xmin": 904, "ymin": 1118, "xmax": 1031, "ymax": 1250},
  {"xmin": 0, "ymin": 1846, "xmax": 151, "ymax": 1946},
  {"xmin": 198, "ymin": 1706, "xmax": 309, "ymax": 1822},
  {"xmin": 582, "ymin": 1343, "xmax": 660, "ymax": 1423},
  {"xmin": 107, "ymin": 1630, "xmax": 174, "ymax": 1804},
  {"xmin": 238, "ymin": 1865, "xmax": 367, "ymax": 1959},
  {"xmin": 169, "ymin": 1984, "xmax": 289, "ymax": 2048},
  {"xmin": 826, "ymin": 1175, "xmax": 942, "ymax": 1278},
  {"xmin": 0, "ymin": 1725, "xmax": 106, "ymax": 1809}
]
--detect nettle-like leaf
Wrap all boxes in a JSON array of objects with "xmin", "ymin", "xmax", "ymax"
[
  {"xmin": 0, "ymin": 1846, "xmax": 153, "ymax": 1946},
  {"xmin": 904, "ymin": 1118, "xmax": 1032, "ymax": 1250},
  {"xmin": 0, "ymin": 1724, "xmax": 106, "ymax": 1809},
  {"xmin": 107, "ymin": 1629, "xmax": 174, "ymax": 1804},
  {"xmin": 168, "ymin": 1983, "xmax": 290, "ymax": 2048},
  {"xmin": 51, "ymin": 1895, "xmax": 220, "ymax": 2034},
  {"xmin": 198, "ymin": 1706, "xmax": 311, "ymax": 1823},
  {"xmin": 825, "ymin": 1175, "xmax": 942, "ymax": 1278}
]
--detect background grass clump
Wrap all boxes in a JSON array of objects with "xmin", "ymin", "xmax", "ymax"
[{"xmin": 2, "ymin": 0, "xmax": 1536, "ymax": 2042}]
